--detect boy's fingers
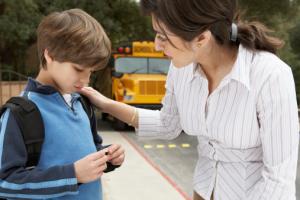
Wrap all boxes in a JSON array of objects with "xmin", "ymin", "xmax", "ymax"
[
  {"xmin": 110, "ymin": 148, "xmax": 124, "ymax": 159},
  {"xmin": 111, "ymin": 154, "xmax": 125, "ymax": 165},
  {"xmin": 89, "ymin": 150, "xmax": 107, "ymax": 160},
  {"xmin": 94, "ymin": 156, "xmax": 108, "ymax": 166},
  {"xmin": 108, "ymin": 144, "xmax": 121, "ymax": 154}
]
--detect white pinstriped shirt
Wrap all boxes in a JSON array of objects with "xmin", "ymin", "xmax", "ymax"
[{"xmin": 137, "ymin": 45, "xmax": 299, "ymax": 200}]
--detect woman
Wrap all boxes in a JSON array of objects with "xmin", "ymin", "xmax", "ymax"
[{"xmin": 80, "ymin": 0, "xmax": 299, "ymax": 199}]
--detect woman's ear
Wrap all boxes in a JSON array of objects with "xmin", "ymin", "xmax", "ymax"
[
  {"xmin": 44, "ymin": 49, "xmax": 53, "ymax": 64},
  {"xmin": 195, "ymin": 30, "xmax": 212, "ymax": 48}
]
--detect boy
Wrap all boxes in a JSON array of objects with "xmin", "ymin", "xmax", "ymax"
[{"xmin": 0, "ymin": 9, "xmax": 125, "ymax": 199}]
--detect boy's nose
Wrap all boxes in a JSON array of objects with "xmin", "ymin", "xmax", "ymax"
[{"xmin": 80, "ymin": 76, "xmax": 90, "ymax": 86}]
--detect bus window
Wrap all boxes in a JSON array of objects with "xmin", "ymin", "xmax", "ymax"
[
  {"xmin": 148, "ymin": 58, "xmax": 170, "ymax": 74},
  {"xmin": 115, "ymin": 57, "xmax": 170, "ymax": 74}
]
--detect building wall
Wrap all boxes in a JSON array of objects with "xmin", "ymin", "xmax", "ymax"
[{"xmin": 0, "ymin": 81, "xmax": 27, "ymax": 105}]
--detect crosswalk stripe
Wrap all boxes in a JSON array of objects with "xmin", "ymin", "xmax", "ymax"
[
  {"xmin": 144, "ymin": 145, "xmax": 153, "ymax": 149},
  {"xmin": 181, "ymin": 144, "xmax": 190, "ymax": 148}
]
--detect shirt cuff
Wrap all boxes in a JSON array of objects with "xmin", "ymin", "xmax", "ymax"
[{"xmin": 136, "ymin": 108, "xmax": 161, "ymax": 138}]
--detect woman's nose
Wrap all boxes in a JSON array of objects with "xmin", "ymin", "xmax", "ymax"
[{"xmin": 154, "ymin": 37, "xmax": 164, "ymax": 51}]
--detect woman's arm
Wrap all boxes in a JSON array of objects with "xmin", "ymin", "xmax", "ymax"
[
  {"xmin": 80, "ymin": 64, "xmax": 183, "ymax": 140},
  {"xmin": 248, "ymin": 66, "xmax": 299, "ymax": 199},
  {"xmin": 79, "ymin": 87, "xmax": 139, "ymax": 127}
]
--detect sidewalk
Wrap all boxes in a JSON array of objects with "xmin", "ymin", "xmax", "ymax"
[{"xmin": 101, "ymin": 131, "xmax": 190, "ymax": 200}]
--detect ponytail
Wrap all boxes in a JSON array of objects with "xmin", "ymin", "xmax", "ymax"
[{"xmin": 236, "ymin": 21, "xmax": 284, "ymax": 54}]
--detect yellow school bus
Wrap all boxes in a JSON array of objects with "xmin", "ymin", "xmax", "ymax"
[{"xmin": 111, "ymin": 41, "xmax": 170, "ymax": 129}]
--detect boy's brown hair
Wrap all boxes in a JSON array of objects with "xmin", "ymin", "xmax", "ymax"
[{"xmin": 37, "ymin": 8, "xmax": 111, "ymax": 69}]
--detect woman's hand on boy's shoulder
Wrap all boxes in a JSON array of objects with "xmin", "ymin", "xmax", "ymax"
[
  {"xmin": 106, "ymin": 144, "xmax": 125, "ymax": 166},
  {"xmin": 78, "ymin": 87, "xmax": 112, "ymax": 112}
]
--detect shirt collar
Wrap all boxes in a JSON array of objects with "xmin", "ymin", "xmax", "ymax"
[
  {"xmin": 187, "ymin": 45, "xmax": 254, "ymax": 90},
  {"xmin": 230, "ymin": 45, "xmax": 254, "ymax": 91},
  {"xmin": 24, "ymin": 78, "xmax": 58, "ymax": 94},
  {"xmin": 186, "ymin": 63, "xmax": 202, "ymax": 83},
  {"xmin": 24, "ymin": 78, "xmax": 81, "ymax": 98}
]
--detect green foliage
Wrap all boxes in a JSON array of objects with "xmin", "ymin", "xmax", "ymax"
[
  {"xmin": 0, "ymin": 0, "xmax": 42, "ymax": 73},
  {"xmin": 290, "ymin": 22, "xmax": 300, "ymax": 56},
  {"xmin": 34, "ymin": 0, "xmax": 154, "ymax": 46},
  {"xmin": 239, "ymin": 0, "xmax": 295, "ymax": 26},
  {"xmin": 0, "ymin": 0, "xmax": 154, "ymax": 76}
]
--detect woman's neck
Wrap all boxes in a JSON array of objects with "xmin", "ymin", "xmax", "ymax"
[
  {"xmin": 199, "ymin": 44, "xmax": 238, "ymax": 82},
  {"xmin": 197, "ymin": 44, "xmax": 238, "ymax": 94}
]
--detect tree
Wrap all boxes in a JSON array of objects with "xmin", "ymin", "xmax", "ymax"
[
  {"xmin": 290, "ymin": 22, "xmax": 300, "ymax": 57},
  {"xmin": 0, "ymin": 0, "xmax": 41, "ymax": 75},
  {"xmin": 0, "ymin": 0, "xmax": 154, "ymax": 78},
  {"xmin": 289, "ymin": 9, "xmax": 300, "ymax": 103}
]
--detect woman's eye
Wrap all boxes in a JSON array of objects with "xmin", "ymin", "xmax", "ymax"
[{"xmin": 156, "ymin": 34, "xmax": 167, "ymax": 42}]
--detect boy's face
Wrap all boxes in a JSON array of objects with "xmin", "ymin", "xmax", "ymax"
[
  {"xmin": 44, "ymin": 50, "xmax": 95, "ymax": 94},
  {"xmin": 48, "ymin": 61, "xmax": 94, "ymax": 94}
]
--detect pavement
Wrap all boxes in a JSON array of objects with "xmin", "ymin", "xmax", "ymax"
[
  {"xmin": 101, "ymin": 131, "xmax": 190, "ymax": 200},
  {"xmin": 100, "ymin": 128, "xmax": 300, "ymax": 200}
]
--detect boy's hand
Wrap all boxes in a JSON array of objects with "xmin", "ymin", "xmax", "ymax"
[
  {"xmin": 107, "ymin": 144, "xmax": 125, "ymax": 166},
  {"xmin": 74, "ymin": 150, "xmax": 108, "ymax": 183}
]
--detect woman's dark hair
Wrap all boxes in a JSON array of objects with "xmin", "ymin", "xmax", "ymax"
[{"xmin": 141, "ymin": 0, "xmax": 283, "ymax": 54}]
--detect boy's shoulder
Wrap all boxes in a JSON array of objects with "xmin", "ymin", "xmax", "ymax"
[
  {"xmin": 0, "ymin": 96, "xmax": 44, "ymax": 167},
  {"xmin": 0, "ymin": 94, "xmax": 94, "ymax": 168}
]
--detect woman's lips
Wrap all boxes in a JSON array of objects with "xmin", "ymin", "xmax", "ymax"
[{"xmin": 165, "ymin": 54, "xmax": 173, "ymax": 59}]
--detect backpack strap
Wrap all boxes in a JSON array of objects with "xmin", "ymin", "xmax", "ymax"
[
  {"xmin": 79, "ymin": 95, "xmax": 93, "ymax": 122},
  {"xmin": 1, "ymin": 97, "xmax": 44, "ymax": 167},
  {"xmin": 79, "ymin": 95, "xmax": 99, "ymax": 141}
]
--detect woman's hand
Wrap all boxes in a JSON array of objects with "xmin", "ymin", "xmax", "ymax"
[
  {"xmin": 79, "ymin": 87, "xmax": 137, "ymax": 127},
  {"xmin": 79, "ymin": 87, "xmax": 112, "ymax": 112}
]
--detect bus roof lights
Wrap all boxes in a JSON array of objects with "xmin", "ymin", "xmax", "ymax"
[
  {"xmin": 125, "ymin": 47, "xmax": 131, "ymax": 54},
  {"xmin": 118, "ymin": 47, "xmax": 124, "ymax": 53}
]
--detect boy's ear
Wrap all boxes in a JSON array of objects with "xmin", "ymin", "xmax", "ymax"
[{"xmin": 44, "ymin": 49, "xmax": 53, "ymax": 64}]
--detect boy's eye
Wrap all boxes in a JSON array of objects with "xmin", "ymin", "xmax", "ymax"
[{"xmin": 74, "ymin": 67, "xmax": 84, "ymax": 72}]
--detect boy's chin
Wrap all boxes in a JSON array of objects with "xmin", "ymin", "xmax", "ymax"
[
  {"xmin": 60, "ymin": 88, "xmax": 76, "ymax": 94},
  {"xmin": 60, "ymin": 86, "xmax": 83, "ymax": 94}
]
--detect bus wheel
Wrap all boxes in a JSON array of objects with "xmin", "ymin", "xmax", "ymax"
[{"xmin": 113, "ymin": 117, "xmax": 126, "ymax": 131}]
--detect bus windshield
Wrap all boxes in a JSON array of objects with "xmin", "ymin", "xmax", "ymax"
[{"xmin": 115, "ymin": 57, "xmax": 170, "ymax": 74}]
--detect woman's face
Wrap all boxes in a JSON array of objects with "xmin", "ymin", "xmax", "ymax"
[{"xmin": 152, "ymin": 16, "xmax": 198, "ymax": 68}]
